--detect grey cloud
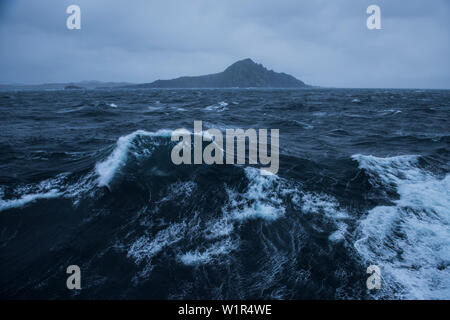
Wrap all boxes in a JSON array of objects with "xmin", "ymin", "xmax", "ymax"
[{"xmin": 0, "ymin": 0, "xmax": 449, "ymax": 88}]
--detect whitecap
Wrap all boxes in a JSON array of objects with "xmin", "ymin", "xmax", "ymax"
[
  {"xmin": 147, "ymin": 106, "xmax": 162, "ymax": 111},
  {"xmin": 379, "ymin": 109, "xmax": 402, "ymax": 116},
  {"xmin": 205, "ymin": 101, "xmax": 229, "ymax": 112}
]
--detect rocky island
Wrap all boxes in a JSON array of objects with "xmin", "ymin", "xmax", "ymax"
[
  {"xmin": 129, "ymin": 58, "xmax": 308, "ymax": 89},
  {"xmin": 64, "ymin": 85, "xmax": 84, "ymax": 90}
]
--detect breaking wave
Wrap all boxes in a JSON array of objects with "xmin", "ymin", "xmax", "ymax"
[{"xmin": 95, "ymin": 129, "xmax": 172, "ymax": 187}]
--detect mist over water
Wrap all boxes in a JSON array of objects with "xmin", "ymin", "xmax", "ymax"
[{"xmin": 0, "ymin": 88, "xmax": 449, "ymax": 299}]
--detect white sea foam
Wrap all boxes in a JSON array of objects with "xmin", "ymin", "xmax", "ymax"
[
  {"xmin": 296, "ymin": 192, "xmax": 349, "ymax": 242},
  {"xmin": 301, "ymin": 193, "xmax": 348, "ymax": 219},
  {"xmin": 224, "ymin": 167, "xmax": 285, "ymax": 221},
  {"xmin": 177, "ymin": 167, "xmax": 293, "ymax": 267},
  {"xmin": 352, "ymin": 154, "xmax": 450, "ymax": 299},
  {"xmin": 328, "ymin": 222, "xmax": 348, "ymax": 243},
  {"xmin": 204, "ymin": 217, "xmax": 234, "ymax": 240},
  {"xmin": 159, "ymin": 181, "xmax": 196, "ymax": 204},
  {"xmin": 127, "ymin": 222, "xmax": 185, "ymax": 265},
  {"xmin": 0, "ymin": 189, "xmax": 61, "ymax": 211},
  {"xmin": 179, "ymin": 238, "xmax": 238, "ymax": 266},
  {"xmin": 65, "ymin": 172, "xmax": 98, "ymax": 205}
]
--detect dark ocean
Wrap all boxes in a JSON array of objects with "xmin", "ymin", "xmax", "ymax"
[{"xmin": 0, "ymin": 88, "xmax": 449, "ymax": 299}]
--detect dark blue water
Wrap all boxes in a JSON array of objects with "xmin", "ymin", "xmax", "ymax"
[{"xmin": 0, "ymin": 88, "xmax": 449, "ymax": 299}]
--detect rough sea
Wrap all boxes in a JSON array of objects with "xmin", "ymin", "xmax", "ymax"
[{"xmin": 0, "ymin": 88, "xmax": 449, "ymax": 299}]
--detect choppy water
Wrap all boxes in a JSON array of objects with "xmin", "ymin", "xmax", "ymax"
[{"xmin": 0, "ymin": 88, "xmax": 449, "ymax": 299}]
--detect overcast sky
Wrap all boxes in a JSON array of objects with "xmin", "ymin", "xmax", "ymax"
[{"xmin": 0, "ymin": 0, "xmax": 449, "ymax": 88}]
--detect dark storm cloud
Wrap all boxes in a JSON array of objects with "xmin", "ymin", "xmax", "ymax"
[{"xmin": 0, "ymin": 0, "xmax": 449, "ymax": 88}]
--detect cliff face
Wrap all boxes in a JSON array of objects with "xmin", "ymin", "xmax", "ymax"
[{"xmin": 134, "ymin": 58, "xmax": 307, "ymax": 88}]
